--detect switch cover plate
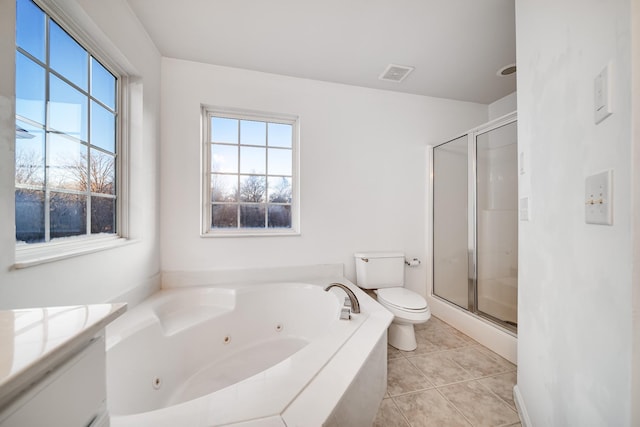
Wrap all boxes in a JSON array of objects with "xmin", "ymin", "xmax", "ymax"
[
  {"xmin": 519, "ymin": 197, "xmax": 529, "ymax": 221},
  {"xmin": 585, "ymin": 170, "xmax": 613, "ymax": 225},
  {"xmin": 594, "ymin": 63, "xmax": 613, "ymax": 124}
]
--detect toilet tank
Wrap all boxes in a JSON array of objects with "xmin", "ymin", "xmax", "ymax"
[{"xmin": 354, "ymin": 252, "xmax": 404, "ymax": 289}]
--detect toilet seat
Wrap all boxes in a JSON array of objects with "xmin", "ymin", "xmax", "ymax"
[{"xmin": 376, "ymin": 288, "xmax": 427, "ymax": 312}]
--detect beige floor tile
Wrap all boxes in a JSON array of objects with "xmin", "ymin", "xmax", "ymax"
[
  {"xmin": 445, "ymin": 327, "xmax": 478, "ymax": 344},
  {"xmin": 406, "ymin": 351, "xmax": 476, "ymax": 386},
  {"xmin": 387, "ymin": 358, "xmax": 434, "ymax": 396},
  {"xmin": 476, "ymin": 345, "xmax": 517, "ymax": 372},
  {"xmin": 388, "ymin": 344, "xmax": 405, "ymax": 360},
  {"xmin": 478, "ymin": 372, "xmax": 518, "ymax": 410},
  {"xmin": 416, "ymin": 327, "xmax": 470, "ymax": 351},
  {"xmin": 398, "ymin": 330, "xmax": 440, "ymax": 356},
  {"xmin": 373, "ymin": 398, "xmax": 410, "ymax": 427},
  {"xmin": 394, "ymin": 389, "xmax": 472, "ymax": 427},
  {"xmin": 448, "ymin": 346, "xmax": 514, "ymax": 378},
  {"xmin": 438, "ymin": 380, "xmax": 520, "ymax": 427},
  {"xmin": 415, "ymin": 315, "xmax": 449, "ymax": 332}
]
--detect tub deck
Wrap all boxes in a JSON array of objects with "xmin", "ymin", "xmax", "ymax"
[{"xmin": 107, "ymin": 279, "xmax": 393, "ymax": 426}]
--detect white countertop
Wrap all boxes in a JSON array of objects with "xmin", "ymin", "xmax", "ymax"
[{"xmin": 0, "ymin": 303, "xmax": 126, "ymax": 409}]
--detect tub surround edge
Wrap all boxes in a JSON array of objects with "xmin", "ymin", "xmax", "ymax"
[{"xmin": 161, "ymin": 264, "xmax": 344, "ymax": 288}]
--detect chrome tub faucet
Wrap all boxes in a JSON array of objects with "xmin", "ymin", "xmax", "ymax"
[{"xmin": 325, "ymin": 283, "xmax": 361, "ymax": 319}]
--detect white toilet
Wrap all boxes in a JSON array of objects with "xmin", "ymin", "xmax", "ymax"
[{"xmin": 354, "ymin": 252, "xmax": 431, "ymax": 351}]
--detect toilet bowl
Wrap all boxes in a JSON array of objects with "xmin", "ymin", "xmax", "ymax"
[
  {"xmin": 375, "ymin": 288, "xmax": 431, "ymax": 351},
  {"xmin": 354, "ymin": 252, "xmax": 431, "ymax": 351}
]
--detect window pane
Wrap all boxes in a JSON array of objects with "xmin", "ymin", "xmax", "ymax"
[
  {"xmin": 268, "ymin": 148, "xmax": 292, "ymax": 176},
  {"xmin": 16, "ymin": 0, "xmax": 45, "ymax": 62},
  {"xmin": 90, "ymin": 149, "xmax": 115, "ymax": 194},
  {"xmin": 211, "ymin": 117, "xmax": 238, "ymax": 143},
  {"xmin": 15, "ymin": 120, "xmax": 44, "ymax": 187},
  {"xmin": 240, "ymin": 120, "xmax": 266, "ymax": 146},
  {"xmin": 48, "ymin": 133, "xmax": 87, "ymax": 191},
  {"xmin": 240, "ymin": 146, "xmax": 266, "ymax": 174},
  {"xmin": 49, "ymin": 74, "xmax": 88, "ymax": 141},
  {"xmin": 16, "ymin": 52, "xmax": 45, "ymax": 124},
  {"xmin": 239, "ymin": 175, "xmax": 265, "ymax": 202},
  {"xmin": 49, "ymin": 20, "xmax": 88, "ymax": 90},
  {"xmin": 91, "ymin": 58, "xmax": 116, "ymax": 110},
  {"xmin": 90, "ymin": 100, "xmax": 115, "ymax": 152},
  {"xmin": 268, "ymin": 123, "xmax": 292, "ymax": 148},
  {"xmin": 50, "ymin": 192, "xmax": 87, "ymax": 239},
  {"xmin": 212, "ymin": 204, "xmax": 237, "ymax": 228},
  {"xmin": 240, "ymin": 205, "xmax": 265, "ymax": 228},
  {"xmin": 211, "ymin": 174, "xmax": 238, "ymax": 202},
  {"xmin": 15, "ymin": 189, "xmax": 45, "ymax": 243},
  {"xmin": 211, "ymin": 144, "xmax": 238, "ymax": 173},
  {"xmin": 91, "ymin": 196, "xmax": 115, "ymax": 234},
  {"xmin": 268, "ymin": 205, "xmax": 291, "ymax": 228},
  {"xmin": 268, "ymin": 176, "xmax": 292, "ymax": 203}
]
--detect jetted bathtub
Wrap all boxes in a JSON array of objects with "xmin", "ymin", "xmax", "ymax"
[{"xmin": 106, "ymin": 281, "xmax": 392, "ymax": 426}]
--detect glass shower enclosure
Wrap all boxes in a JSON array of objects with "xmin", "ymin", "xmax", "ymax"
[{"xmin": 432, "ymin": 113, "xmax": 518, "ymax": 332}]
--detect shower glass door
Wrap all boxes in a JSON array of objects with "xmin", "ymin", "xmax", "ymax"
[
  {"xmin": 432, "ymin": 135, "xmax": 469, "ymax": 310},
  {"xmin": 432, "ymin": 113, "xmax": 518, "ymax": 332},
  {"xmin": 476, "ymin": 121, "xmax": 518, "ymax": 327}
]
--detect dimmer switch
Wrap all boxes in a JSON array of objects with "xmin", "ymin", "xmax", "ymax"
[{"xmin": 585, "ymin": 170, "xmax": 613, "ymax": 225}]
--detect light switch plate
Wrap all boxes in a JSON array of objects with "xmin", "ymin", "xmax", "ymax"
[
  {"xmin": 594, "ymin": 63, "xmax": 613, "ymax": 124},
  {"xmin": 585, "ymin": 170, "xmax": 613, "ymax": 225},
  {"xmin": 519, "ymin": 197, "xmax": 529, "ymax": 221}
]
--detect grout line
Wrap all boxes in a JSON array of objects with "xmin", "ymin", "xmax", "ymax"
[
  {"xmin": 386, "ymin": 382, "xmax": 437, "ymax": 399},
  {"xmin": 475, "ymin": 374, "xmax": 519, "ymax": 413},
  {"xmin": 385, "ymin": 317, "xmax": 520, "ymax": 424},
  {"xmin": 433, "ymin": 384, "xmax": 475, "ymax": 427},
  {"xmin": 388, "ymin": 396, "xmax": 412, "ymax": 427}
]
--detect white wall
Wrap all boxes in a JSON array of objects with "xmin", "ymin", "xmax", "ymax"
[
  {"xmin": 0, "ymin": 0, "xmax": 162, "ymax": 308},
  {"xmin": 489, "ymin": 91, "xmax": 517, "ymax": 120},
  {"xmin": 516, "ymin": 0, "xmax": 636, "ymax": 425},
  {"xmin": 160, "ymin": 58, "xmax": 488, "ymax": 296}
]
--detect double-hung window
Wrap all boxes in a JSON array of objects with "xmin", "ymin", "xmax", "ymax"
[
  {"xmin": 202, "ymin": 107, "xmax": 299, "ymax": 236},
  {"xmin": 15, "ymin": 0, "xmax": 120, "ymax": 249}
]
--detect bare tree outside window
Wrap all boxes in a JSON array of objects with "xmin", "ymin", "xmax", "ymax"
[
  {"xmin": 206, "ymin": 112, "xmax": 297, "ymax": 233},
  {"xmin": 15, "ymin": 0, "xmax": 118, "ymax": 244}
]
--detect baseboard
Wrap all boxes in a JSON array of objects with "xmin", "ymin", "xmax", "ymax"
[{"xmin": 513, "ymin": 384, "xmax": 531, "ymax": 427}]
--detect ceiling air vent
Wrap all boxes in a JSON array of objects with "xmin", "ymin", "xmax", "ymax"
[{"xmin": 379, "ymin": 64, "xmax": 414, "ymax": 83}]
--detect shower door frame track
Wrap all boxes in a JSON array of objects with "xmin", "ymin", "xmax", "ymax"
[{"xmin": 429, "ymin": 111, "xmax": 518, "ymax": 335}]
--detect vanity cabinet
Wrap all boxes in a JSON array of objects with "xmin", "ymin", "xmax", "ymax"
[
  {"xmin": 0, "ymin": 337, "xmax": 107, "ymax": 427},
  {"xmin": 0, "ymin": 304, "xmax": 125, "ymax": 427}
]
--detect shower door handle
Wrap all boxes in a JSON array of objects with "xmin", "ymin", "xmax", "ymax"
[{"xmin": 468, "ymin": 250, "xmax": 476, "ymax": 312}]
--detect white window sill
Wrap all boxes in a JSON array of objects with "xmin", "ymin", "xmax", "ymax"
[
  {"xmin": 14, "ymin": 236, "xmax": 138, "ymax": 269},
  {"xmin": 201, "ymin": 229, "xmax": 301, "ymax": 238}
]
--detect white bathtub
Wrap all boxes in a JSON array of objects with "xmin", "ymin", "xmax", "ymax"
[{"xmin": 106, "ymin": 280, "xmax": 392, "ymax": 426}]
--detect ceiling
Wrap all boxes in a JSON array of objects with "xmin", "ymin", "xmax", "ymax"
[{"xmin": 125, "ymin": 0, "xmax": 516, "ymax": 104}]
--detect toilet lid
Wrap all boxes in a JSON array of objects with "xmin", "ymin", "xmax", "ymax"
[{"xmin": 377, "ymin": 288, "xmax": 427, "ymax": 310}]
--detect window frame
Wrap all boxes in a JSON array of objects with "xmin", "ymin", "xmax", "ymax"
[
  {"xmin": 14, "ymin": 0, "xmax": 131, "ymax": 268},
  {"xmin": 201, "ymin": 106, "xmax": 300, "ymax": 237}
]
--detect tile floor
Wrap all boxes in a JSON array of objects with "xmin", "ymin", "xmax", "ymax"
[{"xmin": 373, "ymin": 316, "xmax": 520, "ymax": 427}]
